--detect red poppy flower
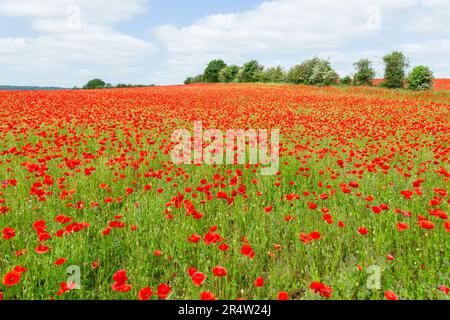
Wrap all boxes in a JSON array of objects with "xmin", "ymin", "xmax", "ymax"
[
  {"xmin": 112, "ymin": 283, "xmax": 132, "ymax": 293},
  {"xmin": 200, "ymin": 291, "xmax": 216, "ymax": 300},
  {"xmin": 13, "ymin": 266, "xmax": 27, "ymax": 273},
  {"xmin": 212, "ymin": 266, "xmax": 228, "ymax": 277},
  {"xmin": 138, "ymin": 287, "xmax": 153, "ymax": 300},
  {"xmin": 188, "ymin": 234, "xmax": 201, "ymax": 243},
  {"xmin": 112, "ymin": 270, "xmax": 128, "ymax": 284},
  {"xmin": 111, "ymin": 269, "xmax": 132, "ymax": 292},
  {"xmin": 254, "ymin": 277, "xmax": 264, "ymax": 287},
  {"xmin": 54, "ymin": 258, "xmax": 67, "ymax": 266},
  {"xmin": 358, "ymin": 227, "xmax": 368, "ymax": 235},
  {"xmin": 38, "ymin": 231, "xmax": 51, "ymax": 242},
  {"xmin": 419, "ymin": 220, "xmax": 435, "ymax": 230},
  {"xmin": 372, "ymin": 206, "xmax": 381, "ymax": 214},
  {"xmin": 384, "ymin": 290, "xmax": 398, "ymax": 300},
  {"xmin": 278, "ymin": 291, "xmax": 289, "ymax": 300},
  {"xmin": 396, "ymin": 222, "xmax": 409, "ymax": 231},
  {"xmin": 35, "ymin": 244, "xmax": 49, "ymax": 254},
  {"xmin": 191, "ymin": 272, "xmax": 206, "ymax": 287},
  {"xmin": 3, "ymin": 271, "xmax": 21, "ymax": 287},
  {"xmin": 240, "ymin": 244, "xmax": 255, "ymax": 258},
  {"xmin": 308, "ymin": 202, "xmax": 318, "ymax": 210},
  {"xmin": 444, "ymin": 221, "xmax": 450, "ymax": 232},
  {"xmin": 157, "ymin": 284, "xmax": 171, "ymax": 300},
  {"xmin": 2, "ymin": 227, "xmax": 15, "ymax": 240},
  {"xmin": 218, "ymin": 243, "xmax": 229, "ymax": 251},
  {"xmin": 310, "ymin": 281, "xmax": 332, "ymax": 298},
  {"xmin": 438, "ymin": 285, "xmax": 449, "ymax": 295},
  {"xmin": 56, "ymin": 282, "xmax": 77, "ymax": 296}
]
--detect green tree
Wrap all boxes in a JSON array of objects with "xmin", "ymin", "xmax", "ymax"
[
  {"xmin": 239, "ymin": 60, "xmax": 264, "ymax": 83},
  {"xmin": 218, "ymin": 65, "xmax": 240, "ymax": 83},
  {"xmin": 287, "ymin": 63, "xmax": 310, "ymax": 84},
  {"xmin": 310, "ymin": 59, "xmax": 339, "ymax": 86},
  {"xmin": 407, "ymin": 65, "xmax": 434, "ymax": 91},
  {"xmin": 83, "ymin": 79, "xmax": 106, "ymax": 89},
  {"xmin": 192, "ymin": 74, "xmax": 204, "ymax": 83},
  {"xmin": 262, "ymin": 66, "xmax": 286, "ymax": 83},
  {"xmin": 185, "ymin": 74, "xmax": 204, "ymax": 84},
  {"xmin": 287, "ymin": 57, "xmax": 338, "ymax": 86},
  {"xmin": 203, "ymin": 59, "xmax": 227, "ymax": 83},
  {"xmin": 340, "ymin": 76, "xmax": 352, "ymax": 85},
  {"xmin": 383, "ymin": 51, "xmax": 409, "ymax": 89},
  {"xmin": 353, "ymin": 58, "xmax": 376, "ymax": 86}
]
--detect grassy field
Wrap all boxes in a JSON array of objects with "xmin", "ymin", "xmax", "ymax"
[{"xmin": 0, "ymin": 83, "xmax": 449, "ymax": 300}]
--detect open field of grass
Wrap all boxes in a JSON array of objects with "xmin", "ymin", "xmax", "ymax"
[{"xmin": 0, "ymin": 84, "xmax": 449, "ymax": 300}]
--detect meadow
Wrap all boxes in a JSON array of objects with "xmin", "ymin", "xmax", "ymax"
[{"xmin": 0, "ymin": 83, "xmax": 449, "ymax": 300}]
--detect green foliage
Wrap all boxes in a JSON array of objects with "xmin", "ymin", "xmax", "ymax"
[
  {"xmin": 383, "ymin": 51, "xmax": 409, "ymax": 89},
  {"xmin": 287, "ymin": 63, "xmax": 310, "ymax": 84},
  {"xmin": 115, "ymin": 83, "xmax": 155, "ymax": 88},
  {"xmin": 83, "ymin": 79, "xmax": 106, "ymax": 89},
  {"xmin": 261, "ymin": 66, "xmax": 286, "ymax": 83},
  {"xmin": 182, "ymin": 51, "xmax": 429, "ymax": 91},
  {"xmin": 287, "ymin": 57, "xmax": 338, "ymax": 86},
  {"xmin": 239, "ymin": 60, "xmax": 264, "ymax": 83},
  {"xmin": 407, "ymin": 66, "xmax": 434, "ymax": 91},
  {"xmin": 353, "ymin": 59, "xmax": 376, "ymax": 86},
  {"xmin": 341, "ymin": 76, "xmax": 352, "ymax": 85},
  {"xmin": 218, "ymin": 65, "xmax": 240, "ymax": 83},
  {"xmin": 184, "ymin": 74, "xmax": 204, "ymax": 85},
  {"xmin": 203, "ymin": 59, "xmax": 227, "ymax": 83}
]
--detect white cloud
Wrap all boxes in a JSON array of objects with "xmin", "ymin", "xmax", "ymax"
[
  {"xmin": 1, "ymin": 0, "xmax": 449, "ymax": 86},
  {"xmin": 399, "ymin": 40, "xmax": 450, "ymax": 77},
  {"xmin": 153, "ymin": 0, "xmax": 449, "ymax": 83},
  {"xmin": 404, "ymin": 0, "xmax": 450, "ymax": 36},
  {"xmin": 0, "ymin": 0, "xmax": 148, "ymax": 24},
  {"xmin": 0, "ymin": 0, "xmax": 156, "ymax": 87}
]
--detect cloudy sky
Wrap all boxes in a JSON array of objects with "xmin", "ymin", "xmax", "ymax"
[{"xmin": 0, "ymin": 0, "xmax": 448, "ymax": 87}]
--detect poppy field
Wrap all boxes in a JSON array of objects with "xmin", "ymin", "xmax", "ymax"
[{"xmin": 0, "ymin": 83, "xmax": 449, "ymax": 300}]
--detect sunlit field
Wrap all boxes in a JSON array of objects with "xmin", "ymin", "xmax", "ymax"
[{"xmin": 0, "ymin": 84, "xmax": 449, "ymax": 300}]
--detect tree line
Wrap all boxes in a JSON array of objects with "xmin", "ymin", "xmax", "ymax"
[
  {"xmin": 80, "ymin": 79, "xmax": 155, "ymax": 89},
  {"xmin": 184, "ymin": 51, "xmax": 434, "ymax": 91}
]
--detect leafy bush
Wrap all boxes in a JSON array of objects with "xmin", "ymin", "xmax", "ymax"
[
  {"xmin": 353, "ymin": 59, "xmax": 376, "ymax": 86},
  {"xmin": 83, "ymin": 79, "xmax": 106, "ymax": 89},
  {"xmin": 239, "ymin": 60, "xmax": 264, "ymax": 83},
  {"xmin": 287, "ymin": 57, "xmax": 338, "ymax": 86},
  {"xmin": 340, "ymin": 76, "xmax": 352, "ymax": 85},
  {"xmin": 185, "ymin": 74, "xmax": 204, "ymax": 84},
  {"xmin": 383, "ymin": 51, "xmax": 409, "ymax": 89},
  {"xmin": 218, "ymin": 65, "xmax": 240, "ymax": 83},
  {"xmin": 262, "ymin": 66, "xmax": 286, "ymax": 83},
  {"xmin": 203, "ymin": 60, "xmax": 227, "ymax": 83},
  {"xmin": 287, "ymin": 63, "xmax": 310, "ymax": 84},
  {"xmin": 407, "ymin": 66, "xmax": 434, "ymax": 91}
]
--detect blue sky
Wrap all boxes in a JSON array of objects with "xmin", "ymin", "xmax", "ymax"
[{"xmin": 0, "ymin": 0, "xmax": 449, "ymax": 87}]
